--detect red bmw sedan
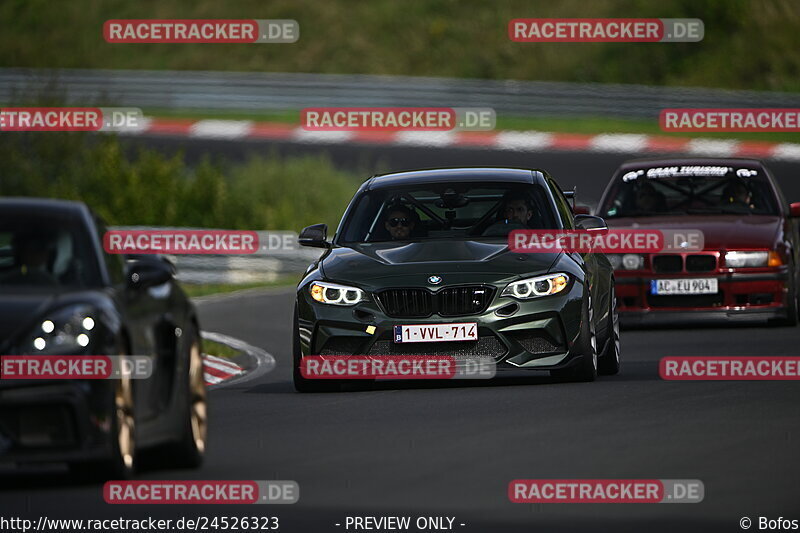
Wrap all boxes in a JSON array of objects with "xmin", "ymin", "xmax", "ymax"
[{"xmin": 596, "ymin": 158, "xmax": 800, "ymax": 326}]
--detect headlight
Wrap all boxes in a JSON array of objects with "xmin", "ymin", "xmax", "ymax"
[
  {"xmin": 24, "ymin": 305, "xmax": 97, "ymax": 355},
  {"xmin": 607, "ymin": 254, "xmax": 622, "ymax": 270},
  {"xmin": 607, "ymin": 254, "xmax": 644, "ymax": 270},
  {"xmin": 310, "ymin": 281, "xmax": 367, "ymax": 306},
  {"xmin": 724, "ymin": 251, "xmax": 782, "ymax": 268},
  {"xmin": 622, "ymin": 254, "xmax": 644, "ymax": 270},
  {"xmin": 501, "ymin": 273, "xmax": 570, "ymax": 300}
]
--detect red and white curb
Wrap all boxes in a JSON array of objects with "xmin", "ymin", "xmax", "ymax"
[
  {"xmin": 122, "ymin": 117, "xmax": 800, "ymax": 161},
  {"xmin": 202, "ymin": 354, "xmax": 244, "ymax": 385},
  {"xmin": 199, "ymin": 330, "xmax": 276, "ymax": 389}
]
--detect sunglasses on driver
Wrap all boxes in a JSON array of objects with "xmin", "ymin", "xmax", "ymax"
[{"xmin": 387, "ymin": 217, "xmax": 411, "ymax": 227}]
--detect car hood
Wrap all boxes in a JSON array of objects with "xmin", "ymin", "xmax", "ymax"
[
  {"xmin": 321, "ymin": 240, "xmax": 561, "ymax": 284},
  {"xmin": 606, "ymin": 215, "xmax": 782, "ymax": 250}
]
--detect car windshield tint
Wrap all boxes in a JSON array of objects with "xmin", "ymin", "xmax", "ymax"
[
  {"xmin": 0, "ymin": 213, "xmax": 102, "ymax": 289},
  {"xmin": 338, "ymin": 182, "xmax": 558, "ymax": 243},
  {"xmin": 599, "ymin": 165, "xmax": 779, "ymax": 218}
]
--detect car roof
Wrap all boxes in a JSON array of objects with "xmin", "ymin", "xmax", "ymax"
[
  {"xmin": 364, "ymin": 167, "xmax": 546, "ymax": 190},
  {"xmin": 0, "ymin": 197, "xmax": 91, "ymax": 216},
  {"xmin": 616, "ymin": 157, "xmax": 765, "ymax": 173}
]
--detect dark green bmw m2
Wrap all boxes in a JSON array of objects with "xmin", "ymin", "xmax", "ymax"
[{"xmin": 293, "ymin": 168, "xmax": 620, "ymax": 391}]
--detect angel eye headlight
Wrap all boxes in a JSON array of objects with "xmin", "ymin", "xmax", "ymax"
[
  {"xmin": 310, "ymin": 281, "xmax": 367, "ymax": 306},
  {"xmin": 501, "ymin": 273, "xmax": 570, "ymax": 300},
  {"xmin": 622, "ymin": 254, "xmax": 644, "ymax": 270},
  {"xmin": 607, "ymin": 254, "xmax": 644, "ymax": 270},
  {"xmin": 606, "ymin": 254, "xmax": 623, "ymax": 270}
]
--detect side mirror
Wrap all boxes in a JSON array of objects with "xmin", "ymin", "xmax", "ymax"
[
  {"xmin": 790, "ymin": 202, "xmax": 800, "ymax": 217},
  {"xmin": 573, "ymin": 205, "xmax": 591, "ymax": 215},
  {"xmin": 299, "ymin": 223, "xmax": 330, "ymax": 248},
  {"xmin": 574, "ymin": 214, "xmax": 608, "ymax": 232},
  {"xmin": 126, "ymin": 259, "xmax": 174, "ymax": 290}
]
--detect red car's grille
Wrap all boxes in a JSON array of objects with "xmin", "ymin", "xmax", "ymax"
[
  {"xmin": 652, "ymin": 255, "xmax": 682, "ymax": 273},
  {"xmin": 651, "ymin": 254, "xmax": 717, "ymax": 273},
  {"xmin": 686, "ymin": 254, "xmax": 717, "ymax": 272}
]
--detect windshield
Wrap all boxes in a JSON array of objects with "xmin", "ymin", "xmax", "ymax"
[
  {"xmin": 0, "ymin": 212, "xmax": 102, "ymax": 289},
  {"xmin": 338, "ymin": 182, "xmax": 558, "ymax": 244},
  {"xmin": 599, "ymin": 165, "xmax": 780, "ymax": 218}
]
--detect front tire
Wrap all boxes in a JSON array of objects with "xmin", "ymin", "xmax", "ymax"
[
  {"xmin": 293, "ymin": 304, "xmax": 334, "ymax": 392},
  {"xmin": 171, "ymin": 330, "xmax": 207, "ymax": 468},
  {"xmin": 112, "ymin": 369, "xmax": 137, "ymax": 477},
  {"xmin": 71, "ymin": 362, "xmax": 136, "ymax": 480},
  {"xmin": 551, "ymin": 291, "xmax": 597, "ymax": 382},
  {"xmin": 599, "ymin": 283, "xmax": 621, "ymax": 375}
]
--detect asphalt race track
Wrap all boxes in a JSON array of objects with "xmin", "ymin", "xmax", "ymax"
[{"xmin": 2, "ymin": 138, "xmax": 800, "ymax": 532}]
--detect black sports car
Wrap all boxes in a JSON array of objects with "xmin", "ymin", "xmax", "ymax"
[
  {"xmin": 293, "ymin": 168, "xmax": 619, "ymax": 391},
  {"xmin": 0, "ymin": 198, "xmax": 206, "ymax": 478}
]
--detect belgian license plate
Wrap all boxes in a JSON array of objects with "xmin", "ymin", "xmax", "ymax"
[
  {"xmin": 393, "ymin": 323, "xmax": 478, "ymax": 343},
  {"xmin": 651, "ymin": 278, "xmax": 718, "ymax": 295}
]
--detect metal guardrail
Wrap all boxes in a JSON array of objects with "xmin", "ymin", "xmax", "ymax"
[
  {"xmin": 114, "ymin": 228, "xmax": 321, "ymax": 285},
  {"xmin": 3, "ymin": 68, "xmax": 800, "ymax": 119}
]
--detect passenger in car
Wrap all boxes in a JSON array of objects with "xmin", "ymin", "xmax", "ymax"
[
  {"xmin": 720, "ymin": 178, "xmax": 755, "ymax": 211},
  {"xmin": 633, "ymin": 181, "xmax": 668, "ymax": 213},
  {"xmin": 383, "ymin": 204, "xmax": 419, "ymax": 240}
]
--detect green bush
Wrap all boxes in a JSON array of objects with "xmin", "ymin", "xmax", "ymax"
[{"xmin": 0, "ymin": 132, "xmax": 359, "ymax": 231}]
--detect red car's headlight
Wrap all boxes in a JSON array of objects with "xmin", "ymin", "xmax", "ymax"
[
  {"xmin": 607, "ymin": 253, "xmax": 644, "ymax": 270},
  {"xmin": 724, "ymin": 250, "xmax": 783, "ymax": 268}
]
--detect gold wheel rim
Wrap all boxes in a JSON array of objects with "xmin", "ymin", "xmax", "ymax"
[
  {"xmin": 589, "ymin": 296, "xmax": 597, "ymax": 370},
  {"xmin": 114, "ymin": 370, "xmax": 135, "ymax": 469},
  {"xmin": 189, "ymin": 341, "xmax": 208, "ymax": 455}
]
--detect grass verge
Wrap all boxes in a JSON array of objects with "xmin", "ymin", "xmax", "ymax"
[
  {"xmin": 181, "ymin": 276, "xmax": 299, "ymax": 298},
  {"xmin": 181, "ymin": 274, "xmax": 299, "ymax": 298},
  {"xmin": 201, "ymin": 338, "xmax": 242, "ymax": 361}
]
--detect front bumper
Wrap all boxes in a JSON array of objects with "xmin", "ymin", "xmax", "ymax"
[
  {"xmin": 0, "ymin": 380, "xmax": 113, "ymax": 465},
  {"xmin": 615, "ymin": 269, "xmax": 791, "ymax": 325},
  {"xmin": 297, "ymin": 280, "xmax": 589, "ymax": 373}
]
